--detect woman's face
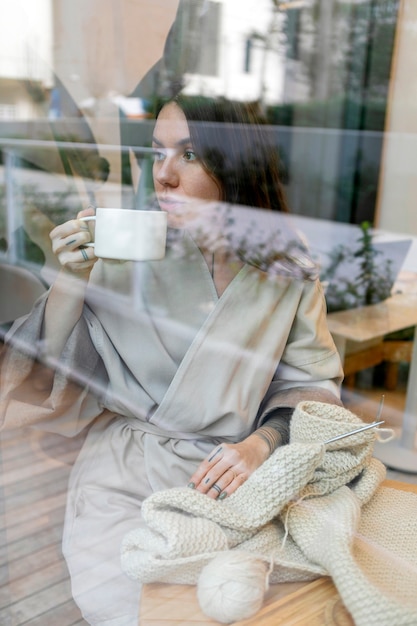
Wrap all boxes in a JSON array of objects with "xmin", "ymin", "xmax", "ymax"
[{"xmin": 152, "ymin": 102, "xmax": 221, "ymax": 227}]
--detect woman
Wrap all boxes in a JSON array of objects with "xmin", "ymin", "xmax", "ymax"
[{"xmin": 0, "ymin": 96, "xmax": 343, "ymax": 625}]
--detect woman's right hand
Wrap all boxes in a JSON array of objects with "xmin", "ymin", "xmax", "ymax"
[{"xmin": 50, "ymin": 207, "xmax": 97, "ymax": 276}]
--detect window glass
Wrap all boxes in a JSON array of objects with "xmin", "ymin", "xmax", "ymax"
[{"xmin": 1, "ymin": 2, "xmax": 417, "ymax": 625}]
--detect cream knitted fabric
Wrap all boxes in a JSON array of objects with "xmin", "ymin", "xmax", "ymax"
[
  {"xmin": 121, "ymin": 401, "xmax": 417, "ymax": 625},
  {"xmin": 122, "ymin": 440, "xmax": 326, "ymax": 584}
]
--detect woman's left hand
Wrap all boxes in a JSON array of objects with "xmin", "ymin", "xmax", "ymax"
[{"xmin": 188, "ymin": 434, "xmax": 270, "ymax": 500}]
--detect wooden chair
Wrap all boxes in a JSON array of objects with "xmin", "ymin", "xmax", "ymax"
[
  {"xmin": 0, "ymin": 262, "xmax": 46, "ymax": 338},
  {"xmin": 342, "ymin": 336, "xmax": 413, "ymax": 390}
]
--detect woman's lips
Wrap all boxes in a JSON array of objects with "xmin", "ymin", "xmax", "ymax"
[{"xmin": 157, "ymin": 196, "xmax": 186, "ymax": 212}]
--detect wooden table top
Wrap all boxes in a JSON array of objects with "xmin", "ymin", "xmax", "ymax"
[
  {"xmin": 326, "ymin": 292, "xmax": 417, "ymax": 343},
  {"xmin": 140, "ymin": 479, "xmax": 417, "ymax": 626}
]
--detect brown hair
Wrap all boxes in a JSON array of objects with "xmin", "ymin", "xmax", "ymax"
[{"xmin": 157, "ymin": 95, "xmax": 289, "ymax": 213}]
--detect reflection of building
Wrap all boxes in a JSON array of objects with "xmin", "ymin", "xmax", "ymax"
[
  {"xmin": 376, "ymin": 0, "xmax": 417, "ymax": 235},
  {"xmin": 0, "ymin": 0, "xmax": 53, "ymax": 120},
  {"xmin": 174, "ymin": 0, "xmax": 401, "ymax": 227},
  {"xmin": 182, "ymin": 0, "xmax": 286, "ymax": 105},
  {"xmin": 0, "ymin": 0, "xmax": 410, "ymax": 231},
  {"xmin": 49, "ymin": 0, "xmax": 179, "ymax": 187},
  {"xmin": 50, "ymin": 0, "xmax": 287, "ymax": 113},
  {"xmin": 51, "ymin": 0, "xmax": 177, "ymax": 118}
]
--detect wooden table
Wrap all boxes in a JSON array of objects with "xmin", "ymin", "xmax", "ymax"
[
  {"xmin": 327, "ymin": 292, "xmax": 417, "ymax": 472},
  {"xmin": 140, "ymin": 479, "xmax": 417, "ymax": 625}
]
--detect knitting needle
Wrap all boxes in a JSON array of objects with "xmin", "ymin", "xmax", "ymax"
[
  {"xmin": 375, "ymin": 394, "xmax": 385, "ymax": 421},
  {"xmin": 324, "ymin": 394, "xmax": 385, "ymax": 445},
  {"xmin": 324, "ymin": 419, "xmax": 385, "ymax": 445}
]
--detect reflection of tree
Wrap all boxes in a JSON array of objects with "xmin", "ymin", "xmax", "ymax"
[
  {"xmin": 343, "ymin": 0, "xmax": 399, "ymax": 102},
  {"xmin": 166, "ymin": 202, "xmax": 319, "ymax": 282},
  {"xmin": 343, "ymin": 1, "xmax": 400, "ymax": 224},
  {"xmin": 322, "ymin": 222, "xmax": 394, "ymax": 312},
  {"xmin": 0, "ymin": 182, "xmax": 76, "ymax": 272},
  {"xmin": 277, "ymin": 0, "xmax": 399, "ymax": 225},
  {"xmin": 281, "ymin": 0, "xmax": 399, "ymax": 115}
]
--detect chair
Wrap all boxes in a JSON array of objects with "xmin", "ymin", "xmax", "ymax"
[{"xmin": 0, "ymin": 262, "xmax": 47, "ymax": 338}]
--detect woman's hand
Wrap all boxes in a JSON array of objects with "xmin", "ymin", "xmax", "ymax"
[
  {"xmin": 188, "ymin": 433, "xmax": 271, "ymax": 500},
  {"xmin": 49, "ymin": 207, "xmax": 97, "ymax": 276}
]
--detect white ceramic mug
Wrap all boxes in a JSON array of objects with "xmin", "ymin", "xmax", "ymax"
[{"xmin": 80, "ymin": 208, "xmax": 167, "ymax": 261}]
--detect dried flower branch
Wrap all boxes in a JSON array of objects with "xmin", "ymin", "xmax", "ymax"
[{"xmin": 164, "ymin": 201, "xmax": 319, "ymax": 282}]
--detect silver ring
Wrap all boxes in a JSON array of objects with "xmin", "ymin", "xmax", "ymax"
[
  {"xmin": 211, "ymin": 483, "xmax": 222, "ymax": 494},
  {"xmin": 80, "ymin": 247, "xmax": 89, "ymax": 261}
]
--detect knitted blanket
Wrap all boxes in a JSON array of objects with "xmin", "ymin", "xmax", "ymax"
[{"xmin": 121, "ymin": 401, "xmax": 417, "ymax": 625}]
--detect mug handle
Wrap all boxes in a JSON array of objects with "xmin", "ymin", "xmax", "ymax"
[{"xmin": 79, "ymin": 215, "xmax": 96, "ymax": 248}]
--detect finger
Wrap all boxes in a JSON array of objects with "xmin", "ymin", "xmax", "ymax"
[
  {"xmin": 188, "ymin": 445, "xmax": 225, "ymax": 489},
  {"xmin": 211, "ymin": 468, "xmax": 246, "ymax": 499},
  {"xmin": 79, "ymin": 247, "xmax": 91, "ymax": 263},
  {"xmin": 217, "ymin": 470, "xmax": 247, "ymax": 499},
  {"xmin": 76, "ymin": 208, "xmax": 95, "ymax": 238},
  {"xmin": 207, "ymin": 482, "xmax": 223, "ymax": 499},
  {"xmin": 189, "ymin": 443, "xmax": 247, "ymax": 495},
  {"xmin": 207, "ymin": 468, "xmax": 247, "ymax": 500},
  {"xmin": 193, "ymin": 457, "xmax": 237, "ymax": 494},
  {"xmin": 77, "ymin": 205, "xmax": 95, "ymax": 219},
  {"xmin": 52, "ymin": 230, "xmax": 92, "ymax": 256},
  {"xmin": 50, "ymin": 213, "xmax": 93, "ymax": 243},
  {"xmin": 197, "ymin": 472, "xmax": 221, "ymax": 495},
  {"xmin": 57, "ymin": 244, "xmax": 96, "ymax": 270},
  {"xmin": 50, "ymin": 218, "xmax": 86, "ymax": 242},
  {"xmin": 205, "ymin": 468, "xmax": 236, "ymax": 500},
  {"xmin": 196, "ymin": 463, "xmax": 243, "ymax": 499}
]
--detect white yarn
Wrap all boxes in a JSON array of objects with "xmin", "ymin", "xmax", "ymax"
[
  {"xmin": 375, "ymin": 427, "xmax": 395, "ymax": 443},
  {"xmin": 197, "ymin": 551, "xmax": 269, "ymax": 624}
]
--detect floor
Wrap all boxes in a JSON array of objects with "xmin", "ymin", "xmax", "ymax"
[
  {"xmin": 1, "ymin": 371, "xmax": 416, "ymax": 625},
  {"xmin": 0, "ymin": 426, "xmax": 89, "ymax": 625}
]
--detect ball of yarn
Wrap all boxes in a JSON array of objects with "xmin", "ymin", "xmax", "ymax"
[{"xmin": 197, "ymin": 551, "xmax": 269, "ymax": 624}]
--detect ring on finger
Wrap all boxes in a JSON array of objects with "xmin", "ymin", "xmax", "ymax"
[
  {"xmin": 211, "ymin": 483, "xmax": 222, "ymax": 495},
  {"xmin": 80, "ymin": 247, "xmax": 89, "ymax": 261},
  {"xmin": 229, "ymin": 469, "xmax": 237, "ymax": 481}
]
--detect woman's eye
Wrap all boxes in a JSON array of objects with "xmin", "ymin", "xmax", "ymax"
[{"xmin": 183, "ymin": 150, "xmax": 197, "ymax": 162}]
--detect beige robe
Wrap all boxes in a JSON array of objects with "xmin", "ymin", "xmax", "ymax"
[{"xmin": 0, "ymin": 239, "xmax": 343, "ymax": 624}]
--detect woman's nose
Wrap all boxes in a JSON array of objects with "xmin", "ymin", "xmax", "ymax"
[{"xmin": 154, "ymin": 156, "xmax": 179, "ymax": 188}]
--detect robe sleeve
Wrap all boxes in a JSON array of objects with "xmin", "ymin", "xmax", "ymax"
[
  {"xmin": 0, "ymin": 292, "xmax": 108, "ymax": 436},
  {"xmin": 257, "ymin": 279, "xmax": 344, "ymax": 425}
]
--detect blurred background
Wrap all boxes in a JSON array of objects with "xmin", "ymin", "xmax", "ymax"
[{"xmin": 1, "ymin": 0, "xmax": 416, "ymax": 272}]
